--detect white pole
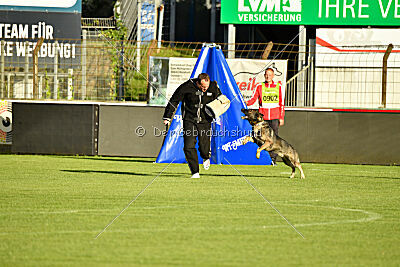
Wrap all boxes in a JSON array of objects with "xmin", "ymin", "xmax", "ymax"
[
  {"xmin": 297, "ymin": 25, "xmax": 306, "ymax": 107},
  {"xmin": 68, "ymin": 69, "xmax": 73, "ymax": 100},
  {"xmin": 53, "ymin": 41, "xmax": 58, "ymax": 100},
  {"xmin": 81, "ymin": 29, "xmax": 87, "ymax": 100},
  {"xmin": 24, "ymin": 41, "xmax": 29, "ymax": 98},
  {"xmin": 228, "ymin": 24, "xmax": 235, "ymax": 59}
]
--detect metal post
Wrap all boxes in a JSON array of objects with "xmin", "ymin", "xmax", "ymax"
[
  {"xmin": 249, "ymin": 25, "xmax": 254, "ymax": 58},
  {"xmin": 297, "ymin": 25, "xmax": 306, "ymax": 107},
  {"xmin": 39, "ymin": 75, "xmax": 43, "ymax": 98},
  {"xmin": 210, "ymin": 0, "xmax": 216, "ymax": 42},
  {"xmin": 119, "ymin": 40, "xmax": 124, "ymax": 101},
  {"xmin": 7, "ymin": 73, "xmax": 11, "ymax": 98},
  {"xmin": 137, "ymin": 0, "xmax": 142, "ymax": 70},
  {"xmin": 157, "ymin": 5, "xmax": 164, "ymax": 49},
  {"xmin": 68, "ymin": 69, "xmax": 73, "ymax": 100},
  {"xmin": 0, "ymin": 40, "xmax": 4, "ymax": 98},
  {"xmin": 228, "ymin": 24, "xmax": 235, "ymax": 59},
  {"xmin": 53, "ymin": 41, "xmax": 58, "ymax": 99},
  {"xmin": 24, "ymin": 41, "xmax": 29, "ymax": 98},
  {"xmin": 308, "ymin": 39, "xmax": 316, "ymax": 107},
  {"xmin": 170, "ymin": 0, "xmax": 176, "ymax": 46},
  {"xmin": 261, "ymin": 41, "xmax": 273, "ymax": 59},
  {"xmin": 188, "ymin": 0, "xmax": 195, "ymax": 41},
  {"xmin": 382, "ymin": 43, "xmax": 393, "ymax": 108},
  {"xmin": 81, "ymin": 29, "xmax": 87, "ymax": 100},
  {"xmin": 33, "ymin": 37, "xmax": 44, "ymax": 99}
]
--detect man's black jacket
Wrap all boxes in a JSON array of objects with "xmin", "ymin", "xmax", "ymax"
[{"xmin": 163, "ymin": 78, "xmax": 222, "ymax": 124}]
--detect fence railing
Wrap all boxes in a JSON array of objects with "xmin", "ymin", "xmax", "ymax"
[
  {"xmin": 0, "ymin": 37, "xmax": 399, "ymax": 109},
  {"xmin": 81, "ymin": 18, "xmax": 116, "ymax": 29}
]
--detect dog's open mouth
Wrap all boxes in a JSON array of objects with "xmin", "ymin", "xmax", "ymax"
[{"xmin": 241, "ymin": 116, "xmax": 248, "ymax": 119}]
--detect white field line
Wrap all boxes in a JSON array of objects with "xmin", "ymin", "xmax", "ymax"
[
  {"xmin": 0, "ymin": 203, "xmax": 382, "ymax": 236},
  {"xmin": 271, "ymin": 204, "xmax": 382, "ymax": 228},
  {"xmin": 0, "ymin": 200, "xmax": 323, "ymax": 215}
]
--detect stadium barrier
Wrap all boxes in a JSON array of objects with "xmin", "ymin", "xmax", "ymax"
[
  {"xmin": 98, "ymin": 104, "xmax": 165, "ymax": 157},
  {"xmin": 8, "ymin": 102, "xmax": 400, "ymax": 165},
  {"xmin": 280, "ymin": 108, "xmax": 400, "ymax": 165},
  {"xmin": 12, "ymin": 102, "xmax": 98, "ymax": 155}
]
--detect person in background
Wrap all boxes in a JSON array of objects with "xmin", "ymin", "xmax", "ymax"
[{"xmin": 245, "ymin": 68, "xmax": 285, "ymax": 165}]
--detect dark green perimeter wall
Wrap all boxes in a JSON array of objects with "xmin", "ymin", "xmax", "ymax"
[
  {"xmin": 7, "ymin": 103, "xmax": 400, "ymax": 165},
  {"xmin": 98, "ymin": 105, "xmax": 165, "ymax": 157}
]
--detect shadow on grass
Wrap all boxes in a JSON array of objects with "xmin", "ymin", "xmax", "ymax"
[
  {"xmin": 55, "ymin": 156, "xmax": 155, "ymax": 164},
  {"xmin": 161, "ymin": 173, "xmax": 240, "ymax": 178},
  {"xmin": 339, "ymin": 174, "xmax": 400, "ymax": 180},
  {"xmin": 61, "ymin": 170, "xmax": 155, "ymax": 176},
  {"xmin": 61, "ymin": 169, "xmax": 287, "ymax": 179},
  {"xmin": 82, "ymin": 158, "xmax": 155, "ymax": 164},
  {"xmin": 162, "ymin": 172, "xmax": 284, "ymax": 179}
]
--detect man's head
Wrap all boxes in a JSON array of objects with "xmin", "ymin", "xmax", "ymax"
[
  {"xmin": 264, "ymin": 68, "xmax": 274, "ymax": 83},
  {"xmin": 197, "ymin": 73, "xmax": 210, "ymax": 92}
]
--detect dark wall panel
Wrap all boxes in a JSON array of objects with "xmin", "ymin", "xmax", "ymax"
[
  {"xmin": 98, "ymin": 105, "xmax": 165, "ymax": 157},
  {"xmin": 279, "ymin": 111, "xmax": 400, "ymax": 165},
  {"xmin": 0, "ymin": 144, "xmax": 11, "ymax": 153},
  {"xmin": 279, "ymin": 111, "xmax": 310, "ymax": 161},
  {"xmin": 308, "ymin": 112, "xmax": 341, "ymax": 163},
  {"xmin": 12, "ymin": 103, "xmax": 97, "ymax": 155}
]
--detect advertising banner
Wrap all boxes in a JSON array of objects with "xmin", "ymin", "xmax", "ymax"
[
  {"xmin": 228, "ymin": 58, "xmax": 287, "ymax": 109},
  {"xmin": 315, "ymin": 28, "xmax": 400, "ymax": 108},
  {"xmin": 221, "ymin": 0, "xmax": 400, "ymax": 26},
  {"xmin": 140, "ymin": 2, "xmax": 157, "ymax": 42},
  {"xmin": 0, "ymin": 100, "xmax": 12, "ymax": 145},
  {"xmin": 0, "ymin": 0, "xmax": 81, "ymax": 68},
  {"xmin": 166, "ymin": 58, "xmax": 198, "ymax": 100},
  {"xmin": 316, "ymin": 28, "xmax": 400, "ymax": 67}
]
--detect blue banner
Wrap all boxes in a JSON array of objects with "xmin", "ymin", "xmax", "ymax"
[
  {"xmin": 140, "ymin": 2, "xmax": 156, "ymax": 42},
  {"xmin": 156, "ymin": 45, "xmax": 270, "ymax": 165}
]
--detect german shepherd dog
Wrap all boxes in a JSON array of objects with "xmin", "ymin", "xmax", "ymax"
[{"xmin": 241, "ymin": 109, "xmax": 305, "ymax": 179}]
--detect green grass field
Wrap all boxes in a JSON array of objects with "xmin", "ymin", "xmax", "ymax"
[{"xmin": 1, "ymin": 154, "xmax": 399, "ymax": 266}]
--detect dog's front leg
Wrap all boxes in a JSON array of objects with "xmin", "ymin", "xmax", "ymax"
[
  {"xmin": 256, "ymin": 141, "xmax": 271, "ymax": 159},
  {"xmin": 242, "ymin": 135, "xmax": 254, "ymax": 145}
]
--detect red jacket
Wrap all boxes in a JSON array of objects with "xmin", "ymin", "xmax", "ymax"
[{"xmin": 247, "ymin": 81, "xmax": 285, "ymax": 120}]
